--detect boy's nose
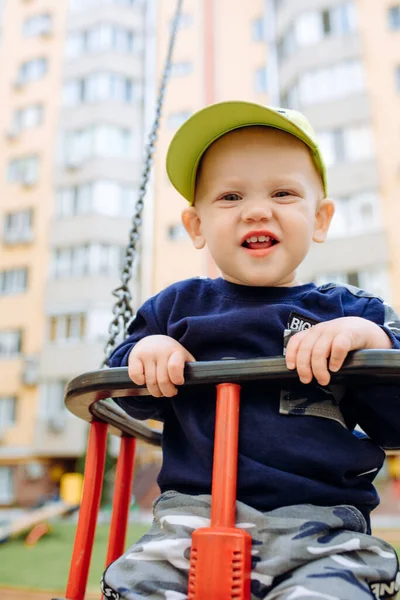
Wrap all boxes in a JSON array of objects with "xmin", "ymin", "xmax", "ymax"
[{"xmin": 241, "ymin": 200, "xmax": 273, "ymax": 222}]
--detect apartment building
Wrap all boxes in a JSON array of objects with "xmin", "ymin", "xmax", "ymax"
[
  {"xmin": 0, "ymin": 0, "xmax": 148, "ymax": 506},
  {"xmin": 274, "ymin": 0, "xmax": 400, "ymax": 308},
  {"xmin": 1, "ymin": 0, "xmax": 400, "ymax": 508}
]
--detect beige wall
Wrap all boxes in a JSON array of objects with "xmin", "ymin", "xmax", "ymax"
[
  {"xmin": 358, "ymin": 0, "xmax": 400, "ymax": 310},
  {"xmin": 0, "ymin": 0, "xmax": 68, "ymax": 452}
]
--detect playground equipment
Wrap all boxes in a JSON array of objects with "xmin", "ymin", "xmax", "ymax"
[
  {"xmin": 0, "ymin": 499, "xmax": 79, "ymax": 546},
  {"xmin": 58, "ymin": 350, "xmax": 400, "ymax": 600}
]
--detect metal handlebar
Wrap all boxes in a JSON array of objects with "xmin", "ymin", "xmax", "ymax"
[{"xmin": 65, "ymin": 350, "xmax": 400, "ymax": 446}]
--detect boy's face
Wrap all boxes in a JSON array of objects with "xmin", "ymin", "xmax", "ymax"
[{"xmin": 182, "ymin": 126, "xmax": 334, "ymax": 287}]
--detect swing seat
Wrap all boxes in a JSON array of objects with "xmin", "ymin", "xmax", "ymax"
[{"xmin": 59, "ymin": 349, "xmax": 400, "ymax": 600}]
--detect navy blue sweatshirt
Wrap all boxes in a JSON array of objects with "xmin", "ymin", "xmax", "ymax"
[{"xmin": 108, "ymin": 278, "xmax": 400, "ymax": 528}]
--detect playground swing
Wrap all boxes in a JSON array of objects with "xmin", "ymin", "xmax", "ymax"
[{"xmin": 54, "ymin": 2, "xmax": 400, "ymax": 599}]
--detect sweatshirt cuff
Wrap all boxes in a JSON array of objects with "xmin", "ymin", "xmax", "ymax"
[{"xmin": 380, "ymin": 325, "xmax": 400, "ymax": 350}]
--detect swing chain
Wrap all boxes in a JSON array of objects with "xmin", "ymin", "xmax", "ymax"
[{"xmin": 103, "ymin": 0, "xmax": 183, "ymax": 366}]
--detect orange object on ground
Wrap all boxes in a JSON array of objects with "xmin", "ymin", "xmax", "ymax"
[
  {"xmin": 24, "ymin": 522, "xmax": 51, "ymax": 547},
  {"xmin": 188, "ymin": 383, "xmax": 252, "ymax": 600}
]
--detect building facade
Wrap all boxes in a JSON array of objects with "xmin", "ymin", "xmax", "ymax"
[
  {"xmin": 0, "ymin": 0, "xmax": 149, "ymax": 506},
  {"xmin": 1, "ymin": 0, "xmax": 400, "ymax": 506},
  {"xmin": 275, "ymin": 0, "xmax": 400, "ymax": 307}
]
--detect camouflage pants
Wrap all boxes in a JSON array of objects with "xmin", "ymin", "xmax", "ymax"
[{"xmin": 102, "ymin": 491, "xmax": 399, "ymax": 600}]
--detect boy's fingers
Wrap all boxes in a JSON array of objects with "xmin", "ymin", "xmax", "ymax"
[
  {"xmin": 285, "ymin": 330, "xmax": 307, "ymax": 369},
  {"xmin": 329, "ymin": 333, "xmax": 352, "ymax": 372},
  {"xmin": 167, "ymin": 350, "xmax": 186, "ymax": 386},
  {"xmin": 310, "ymin": 335, "xmax": 333, "ymax": 386},
  {"xmin": 143, "ymin": 359, "xmax": 163, "ymax": 397},
  {"xmin": 128, "ymin": 356, "xmax": 145, "ymax": 385},
  {"xmin": 294, "ymin": 329, "xmax": 322, "ymax": 384},
  {"xmin": 156, "ymin": 358, "xmax": 178, "ymax": 397}
]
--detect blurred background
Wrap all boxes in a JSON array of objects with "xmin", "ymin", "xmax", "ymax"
[{"xmin": 0, "ymin": 0, "xmax": 400, "ymax": 526}]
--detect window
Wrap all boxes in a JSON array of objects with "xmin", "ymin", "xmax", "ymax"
[
  {"xmin": 11, "ymin": 105, "xmax": 43, "ymax": 134},
  {"xmin": 317, "ymin": 125, "xmax": 374, "ymax": 167},
  {"xmin": 295, "ymin": 12, "xmax": 323, "ymax": 47},
  {"xmin": 254, "ymin": 66, "xmax": 268, "ymax": 93},
  {"xmin": 278, "ymin": 3, "xmax": 357, "ymax": 58},
  {"xmin": 63, "ymin": 125, "xmax": 133, "ymax": 166},
  {"xmin": 49, "ymin": 314, "xmax": 86, "ymax": 343},
  {"xmin": 0, "ymin": 467, "xmax": 14, "ymax": 503},
  {"xmin": 16, "ymin": 58, "xmax": 47, "ymax": 85},
  {"xmin": 63, "ymin": 73, "xmax": 135, "ymax": 106},
  {"xmin": 167, "ymin": 111, "xmax": 191, "ymax": 129},
  {"xmin": 40, "ymin": 381, "xmax": 67, "ymax": 417},
  {"xmin": 168, "ymin": 223, "xmax": 187, "ymax": 241},
  {"xmin": 51, "ymin": 244, "xmax": 124, "ymax": 278},
  {"xmin": 87, "ymin": 310, "xmax": 113, "ymax": 343},
  {"xmin": 170, "ymin": 62, "xmax": 193, "ymax": 77},
  {"xmin": 389, "ymin": 5, "xmax": 400, "ymax": 29},
  {"xmin": 51, "ymin": 246, "xmax": 89, "ymax": 278},
  {"xmin": 23, "ymin": 14, "xmax": 52, "ymax": 37},
  {"xmin": 328, "ymin": 192, "xmax": 381, "ymax": 239},
  {"xmin": 7, "ymin": 156, "xmax": 39, "ymax": 185},
  {"xmin": 3, "ymin": 210, "xmax": 33, "ymax": 244},
  {"xmin": 56, "ymin": 185, "xmax": 91, "ymax": 217},
  {"xmin": 65, "ymin": 24, "xmax": 136, "ymax": 57},
  {"xmin": 296, "ymin": 60, "xmax": 365, "ymax": 106},
  {"xmin": 0, "ymin": 330, "xmax": 22, "ymax": 358},
  {"xmin": 0, "ymin": 268, "xmax": 28, "ymax": 295},
  {"xmin": 322, "ymin": 4, "xmax": 356, "ymax": 35},
  {"xmin": 0, "ymin": 397, "xmax": 16, "ymax": 431},
  {"xmin": 284, "ymin": 60, "xmax": 365, "ymax": 109},
  {"xmin": 56, "ymin": 182, "xmax": 134, "ymax": 217},
  {"xmin": 252, "ymin": 17, "xmax": 265, "ymax": 42}
]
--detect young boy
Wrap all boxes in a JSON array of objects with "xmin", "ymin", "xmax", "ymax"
[{"xmin": 102, "ymin": 101, "xmax": 400, "ymax": 599}]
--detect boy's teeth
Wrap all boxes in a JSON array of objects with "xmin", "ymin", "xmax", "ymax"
[{"xmin": 246, "ymin": 235, "xmax": 271, "ymax": 243}]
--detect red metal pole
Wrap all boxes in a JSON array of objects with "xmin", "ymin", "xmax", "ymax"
[
  {"xmin": 210, "ymin": 383, "xmax": 240, "ymax": 528},
  {"xmin": 105, "ymin": 436, "xmax": 137, "ymax": 567},
  {"xmin": 188, "ymin": 383, "xmax": 252, "ymax": 600},
  {"xmin": 65, "ymin": 420, "xmax": 108, "ymax": 600}
]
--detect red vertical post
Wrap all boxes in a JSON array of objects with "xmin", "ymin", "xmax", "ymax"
[
  {"xmin": 65, "ymin": 420, "xmax": 108, "ymax": 600},
  {"xmin": 105, "ymin": 436, "xmax": 137, "ymax": 567},
  {"xmin": 210, "ymin": 383, "xmax": 241, "ymax": 528},
  {"xmin": 188, "ymin": 382, "xmax": 252, "ymax": 600}
]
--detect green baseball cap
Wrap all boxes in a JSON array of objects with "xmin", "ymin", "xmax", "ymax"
[{"xmin": 166, "ymin": 100, "xmax": 328, "ymax": 205}]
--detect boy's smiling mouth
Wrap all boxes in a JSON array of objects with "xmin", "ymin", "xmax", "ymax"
[{"xmin": 241, "ymin": 230, "xmax": 279, "ymax": 254}]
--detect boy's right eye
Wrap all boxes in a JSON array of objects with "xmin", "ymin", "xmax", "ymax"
[{"xmin": 220, "ymin": 193, "xmax": 241, "ymax": 201}]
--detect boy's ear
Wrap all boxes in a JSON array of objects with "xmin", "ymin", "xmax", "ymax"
[
  {"xmin": 312, "ymin": 199, "xmax": 335, "ymax": 243},
  {"xmin": 181, "ymin": 207, "xmax": 206, "ymax": 249}
]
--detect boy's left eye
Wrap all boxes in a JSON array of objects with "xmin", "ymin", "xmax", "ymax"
[
  {"xmin": 221, "ymin": 193, "xmax": 241, "ymax": 201},
  {"xmin": 274, "ymin": 191, "xmax": 290, "ymax": 197}
]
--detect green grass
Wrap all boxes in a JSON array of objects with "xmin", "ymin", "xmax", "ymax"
[
  {"xmin": 0, "ymin": 520, "xmax": 398, "ymax": 594},
  {"xmin": 0, "ymin": 520, "xmax": 149, "ymax": 593}
]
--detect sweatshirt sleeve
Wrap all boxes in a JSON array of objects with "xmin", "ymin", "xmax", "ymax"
[
  {"xmin": 346, "ymin": 295, "xmax": 400, "ymax": 448},
  {"xmin": 106, "ymin": 294, "xmax": 170, "ymax": 422}
]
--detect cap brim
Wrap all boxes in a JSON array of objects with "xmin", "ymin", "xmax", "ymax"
[{"xmin": 166, "ymin": 100, "xmax": 325, "ymax": 204}]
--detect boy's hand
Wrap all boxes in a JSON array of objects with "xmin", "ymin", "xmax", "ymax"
[
  {"xmin": 128, "ymin": 335, "xmax": 195, "ymax": 397},
  {"xmin": 285, "ymin": 316, "xmax": 392, "ymax": 386}
]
